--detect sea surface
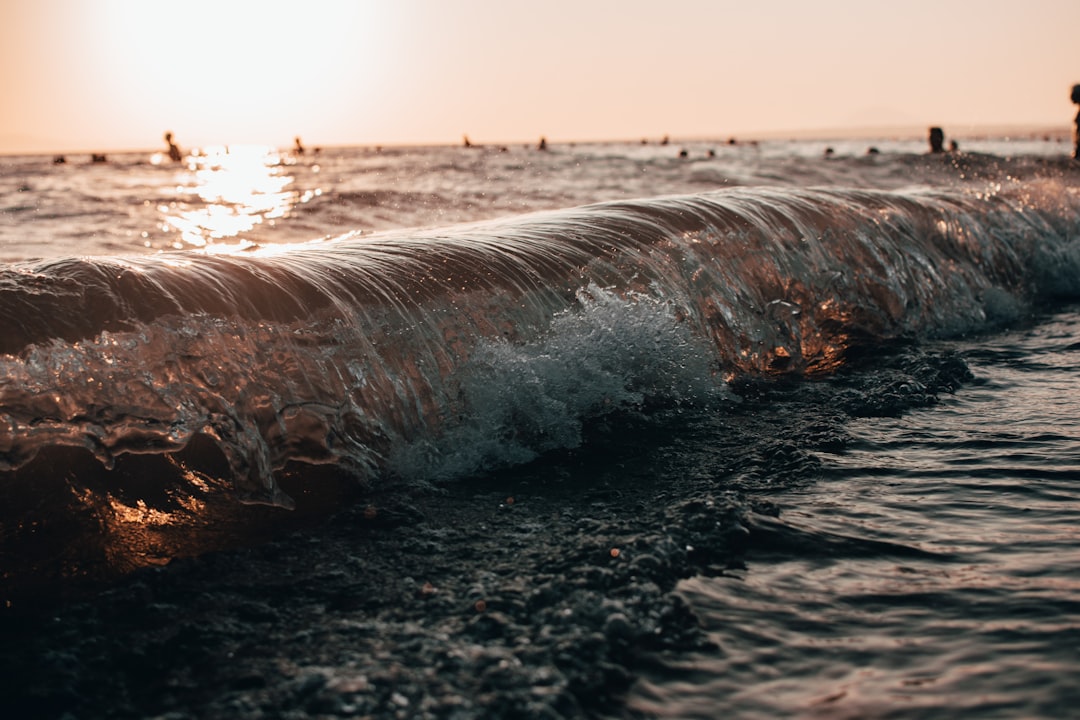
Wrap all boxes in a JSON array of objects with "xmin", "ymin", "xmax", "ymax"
[{"xmin": 1, "ymin": 135, "xmax": 1079, "ymax": 718}]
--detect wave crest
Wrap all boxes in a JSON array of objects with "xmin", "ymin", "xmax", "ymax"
[{"xmin": 1, "ymin": 183, "xmax": 1078, "ymax": 502}]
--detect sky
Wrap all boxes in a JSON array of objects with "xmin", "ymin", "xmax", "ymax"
[{"xmin": 1, "ymin": 0, "xmax": 1078, "ymax": 154}]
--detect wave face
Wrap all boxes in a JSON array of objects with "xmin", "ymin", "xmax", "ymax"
[{"xmin": 1, "ymin": 183, "xmax": 1079, "ymax": 505}]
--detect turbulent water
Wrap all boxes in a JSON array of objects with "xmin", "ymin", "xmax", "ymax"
[{"xmin": 1, "ymin": 136, "xmax": 1079, "ymax": 718}]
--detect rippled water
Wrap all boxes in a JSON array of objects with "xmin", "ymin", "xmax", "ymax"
[
  {"xmin": 1, "ymin": 136, "xmax": 1070, "ymax": 263},
  {"xmin": 629, "ymin": 307, "xmax": 1080, "ymax": 718},
  {"xmin": 2, "ymin": 138, "xmax": 1078, "ymax": 718}
]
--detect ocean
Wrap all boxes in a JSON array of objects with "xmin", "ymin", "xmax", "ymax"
[{"xmin": 1, "ymin": 136, "xmax": 1079, "ymax": 718}]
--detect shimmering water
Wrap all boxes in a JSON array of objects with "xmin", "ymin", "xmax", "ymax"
[
  {"xmin": 1, "ymin": 137, "xmax": 1079, "ymax": 718},
  {"xmin": 1, "ymin": 136, "xmax": 1070, "ymax": 263}
]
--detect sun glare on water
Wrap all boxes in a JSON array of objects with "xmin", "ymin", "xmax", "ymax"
[{"xmin": 153, "ymin": 145, "xmax": 321, "ymax": 251}]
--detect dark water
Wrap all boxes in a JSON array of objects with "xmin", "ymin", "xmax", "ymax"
[
  {"xmin": 629, "ymin": 308, "xmax": 1080, "ymax": 718},
  {"xmin": 1, "ymin": 140, "xmax": 1079, "ymax": 718}
]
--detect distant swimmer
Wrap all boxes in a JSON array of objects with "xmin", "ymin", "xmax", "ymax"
[
  {"xmin": 537, "ymin": 136, "xmax": 547, "ymax": 151},
  {"xmin": 948, "ymin": 139, "xmax": 959, "ymax": 153},
  {"xmin": 1072, "ymin": 83, "xmax": 1080, "ymax": 159},
  {"xmin": 928, "ymin": 126, "xmax": 945, "ymax": 154},
  {"xmin": 164, "ymin": 131, "xmax": 182, "ymax": 162},
  {"xmin": 294, "ymin": 136, "xmax": 305, "ymax": 155},
  {"xmin": 463, "ymin": 134, "xmax": 473, "ymax": 149}
]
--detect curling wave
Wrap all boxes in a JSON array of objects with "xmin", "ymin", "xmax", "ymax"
[{"xmin": 1, "ymin": 183, "xmax": 1078, "ymax": 504}]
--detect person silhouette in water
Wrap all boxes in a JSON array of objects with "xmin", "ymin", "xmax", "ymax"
[
  {"xmin": 1072, "ymin": 84, "xmax": 1080, "ymax": 160},
  {"xmin": 928, "ymin": 126, "xmax": 945, "ymax": 154},
  {"xmin": 164, "ymin": 131, "xmax": 183, "ymax": 162}
]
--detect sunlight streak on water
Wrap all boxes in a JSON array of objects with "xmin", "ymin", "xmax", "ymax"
[{"xmin": 157, "ymin": 145, "xmax": 319, "ymax": 250}]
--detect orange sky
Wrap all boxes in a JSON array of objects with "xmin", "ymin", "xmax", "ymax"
[{"xmin": 1, "ymin": 0, "xmax": 1078, "ymax": 154}]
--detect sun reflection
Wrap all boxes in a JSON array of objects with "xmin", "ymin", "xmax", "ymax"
[{"xmin": 157, "ymin": 144, "xmax": 320, "ymax": 250}]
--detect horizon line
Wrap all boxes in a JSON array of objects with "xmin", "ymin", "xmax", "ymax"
[{"xmin": 2, "ymin": 122, "xmax": 1072, "ymax": 158}]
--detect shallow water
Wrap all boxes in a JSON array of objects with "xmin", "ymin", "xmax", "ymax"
[
  {"xmin": 629, "ymin": 308, "xmax": 1080, "ymax": 718},
  {"xmin": 2, "ymin": 139, "xmax": 1079, "ymax": 718}
]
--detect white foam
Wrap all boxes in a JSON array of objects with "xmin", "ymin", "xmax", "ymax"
[{"xmin": 386, "ymin": 286, "xmax": 730, "ymax": 483}]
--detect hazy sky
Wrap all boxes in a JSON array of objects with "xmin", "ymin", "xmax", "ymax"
[{"xmin": 2, "ymin": 0, "xmax": 1078, "ymax": 153}]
